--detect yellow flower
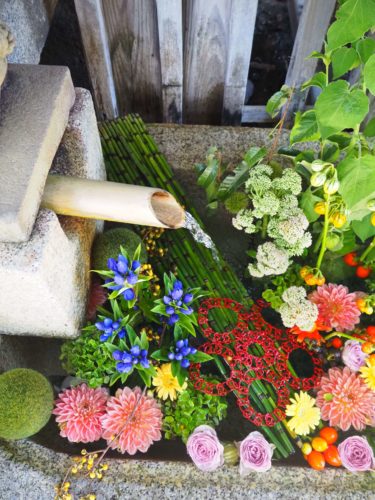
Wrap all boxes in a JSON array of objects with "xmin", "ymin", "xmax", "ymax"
[
  {"xmin": 152, "ymin": 363, "xmax": 187, "ymax": 401},
  {"xmin": 285, "ymin": 391, "xmax": 321, "ymax": 436},
  {"xmin": 359, "ymin": 355, "xmax": 375, "ymax": 391}
]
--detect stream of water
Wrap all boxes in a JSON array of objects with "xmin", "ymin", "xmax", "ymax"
[{"xmin": 184, "ymin": 212, "xmax": 220, "ymax": 262}]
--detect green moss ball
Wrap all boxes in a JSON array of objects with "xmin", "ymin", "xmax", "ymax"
[
  {"xmin": 0, "ymin": 368, "xmax": 54, "ymax": 440},
  {"xmin": 91, "ymin": 228, "xmax": 147, "ymax": 270}
]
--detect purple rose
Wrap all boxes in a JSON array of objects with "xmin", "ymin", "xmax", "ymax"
[
  {"xmin": 186, "ymin": 425, "xmax": 224, "ymax": 472},
  {"xmin": 238, "ymin": 431, "xmax": 274, "ymax": 474},
  {"xmin": 342, "ymin": 340, "xmax": 368, "ymax": 372},
  {"xmin": 338, "ymin": 436, "xmax": 375, "ymax": 472}
]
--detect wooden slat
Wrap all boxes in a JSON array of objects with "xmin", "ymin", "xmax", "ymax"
[
  {"xmin": 241, "ymin": 105, "xmax": 274, "ymax": 124},
  {"xmin": 184, "ymin": 0, "xmax": 231, "ymax": 124},
  {"xmin": 74, "ymin": 0, "xmax": 118, "ymax": 120},
  {"xmin": 284, "ymin": 0, "xmax": 336, "ymax": 124},
  {"xmin": 102, "ymin": 0, "xmax": 162, "ymax": 122},
  {"xmin": 222, "ymin": 0, "xmax": 258, "ymax": 126},
  {"xmin": 155, "ymin": 0, "xmax": 183, "ymax": 123}
]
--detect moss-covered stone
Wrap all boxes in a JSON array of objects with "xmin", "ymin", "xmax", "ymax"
[
  {"xmin": 91, "ymin": 227, "xmax": 147, "ymax": 271},
  {"xmin": 0, "ymin": 368, "xmax": 54, "ymax": 440}
]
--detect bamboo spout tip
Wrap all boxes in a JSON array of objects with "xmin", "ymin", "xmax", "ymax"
[{"xmin": 151, "ymin": 191, "xmax": 185, "ymax": 229}]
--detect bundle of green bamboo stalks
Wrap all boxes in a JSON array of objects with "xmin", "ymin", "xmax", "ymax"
[{"xmin": 99, "ymin": 114, "xmax": 295, "ymax": 458}]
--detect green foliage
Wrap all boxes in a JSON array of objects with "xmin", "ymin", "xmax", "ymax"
[
  {"xmin": 364, "ymin": 54, "xmax": 375, "ymax": 95},
  {"xmin": 337, "ymin": 156, "xmax": 375, "ymax": 220},
  {"xmin": 290, "ymin": 110, "xmax": 320, "ymax": 145},
  {"xmin": 315, "ymin": 81, "xmax": 369, "ymax": 139},
  {"xmin": 224, "ymin": 192, "xmax": 249, "ymax": 214},
  {"xmin": 61, "ymin": 326, "xmax": 116, "ymax": 388},
  {"xmin": 262, "ymin": 267, "xmax": 304, "ymax": 311},
  {"xmin": 194, "ymin": 146, "xmax": 266, "ymax": 214},
  {"xmin": 0, "ymin": 369, "xmax": 54, "ymax": 440},
  {"xmin": 91, "ymin": 228, "xmax": 147, "ymax": 271},
  {"xmin": 162, "ymin": 383, "xmax": 227, "ymax": 443},
  {"xmin": 331, "ymin": 47, "xmax": 359, "ymax": 79},
  {"xmin": 265, "ymin": 85, "xmax": 292, "ymax": 118},
  {"xmin": 326, "ymin": 0, "xmax": 375, "ymax": 51}
]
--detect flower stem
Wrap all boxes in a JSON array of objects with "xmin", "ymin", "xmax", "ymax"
[
  {"xmin": 261, "ymin": 215, "xmax": 269, "ymax": 239},
  {"xmin": 316, "ymin": 195, "xmax": 330, "ymax": 270},
  {"xmin": 359, "ymin": 236, "xmax": 375, "ymax": 263},
  {"xmin": 324, "ymin": 331, "xmax": 365, "ymax": 343}
]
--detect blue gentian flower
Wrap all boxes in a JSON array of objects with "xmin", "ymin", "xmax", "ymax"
[
  {"xmin": 113, "ymin": 345, "xmax": 150, "ymax": 373},
  {"xmin": 168, "ymin": 338, "xmax": 197, "ymax": 368},
  {"xmin": 106, "ymin": 254, "xmax": 142, "ymax": 301},
  {"xmin": 95, "ymin": 317, "xmax": 127, "ymax": 342},
  {"xmin": 162, "ymin": 280, "xmax": 195, "ymax": 324}
]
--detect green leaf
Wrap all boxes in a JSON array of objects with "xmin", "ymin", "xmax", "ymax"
[
  {"xmin": 301, "ymin": 72, "xmax": 327, "ymax": 91},
  {"xmin": 138, "ymin": 369, "xmax": 152, "ymax": 387},
  {"xmin": 326, "ymin": 132, "xmax": 352, "ymax": 149},
  {"xmin": 151, "ymin": 304, "xmax": 168, "ymax": 316},
  {"xmin": 217, "ymin": 147, "xmax": 266, "ymax": 201},
  {"xmin": 196, "ymin": 155, "xmax": 219, "ymax": 189},
  {"xmin": 126, "ymin": 324, "xmax": 137, "ymax": 344},
  {"xmin": 266, "ymin": 85, "xmax": 291, "ymax": 117},
  {"xmin": 356, "ymin": 38, "xmax": 375, "ymax": 63},
  {"xmin": 300, "ymin": 188, "xmax": 322, "ymax": 223},
  {"xmin": 322, "ymin": 141, "xmax": 340, "ymax": 162},
  {"xmin": 327, "ymin": 0, "xmax": 375, "ymax": 51},
  {"xmin": 190, "ymin": 351, "xmax": 213, "ymax": 363},
  {"xmin": 352, "ymin": 214, "xmax": 375, "ymax": 242},
  {"xmin": 290, "ymin": 110, "xmax": 320, "ymax": 144},
  {"xmin": 337, "ymin": 155, "xmax": 375, "ymax": 220},
  {"xmin": 364, "ymin": 117, "xmax": 375, "ymax": 137},
  {"xmin": 150, "ymin": 349, "xmax": 170, "ymax": 361},
  {"xmin": 364, "ymin": 54, "xmax": 375, "ymax": 95},
  {"xmin": 332, "ymin": 47, "xmax": 360, "ymax": 79},
  {"xmin": 315, "ymin": 81, "xmax": 369, "ymax": 139},
  {"xmin": 176, "ymin": 369, "xmax": 187, "ymax": 388}
]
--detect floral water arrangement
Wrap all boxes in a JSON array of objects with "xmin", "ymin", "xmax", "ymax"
[{"xmin": 51, "ymin": 3, "xmax": 375, "ymax": 498}]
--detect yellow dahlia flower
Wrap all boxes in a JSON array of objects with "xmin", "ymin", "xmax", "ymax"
[
  {"xmin": 360, "ymin": 355, "xmax": 375, "ymax": 391},
  {"xmin": 152, "ymin": 363, "xmax": 187, "ymax": 401},
  {"xmin": 285, "ymin": 391, "xmax": 321, "ymax": 436}
]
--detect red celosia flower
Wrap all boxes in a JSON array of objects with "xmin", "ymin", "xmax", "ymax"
[
  {"xmin": 53, "ymin": 384, "xmax": 108, "ymax": 443},
  {"xmin": 316, "ymin": 367, "xmax": 375, "ymax": 431},
  {"xmin": 101, "ymin": 387, "xmax": 162, "ymax": 455},
  {"xmin": 309, "ymin": 283, "xmax": 361, "ymax": 331}
]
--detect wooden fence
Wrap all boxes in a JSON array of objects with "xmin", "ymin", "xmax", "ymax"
[{"xmin": 74, "ymin": 0, "xmax": 337, "ymax": 125}]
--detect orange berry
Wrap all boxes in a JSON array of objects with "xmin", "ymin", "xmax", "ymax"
[
  {"xmin": 323, "ymin": 445, "xmax": 342, "ymax": 467},
  {"xmin": 356, "ymin": 298, "xmax": 367, "ymax": 312},
  {"xmin": 319, "ymin": 427, "xmax": 338, "ymax": 445},
  {"xmin": 305, "ymin": 274, "xmax": 317, "ymax": 286},
  {"xmin": 362, "ymin": 342, "xmax": 374, "ymax": 354},
  {"xmin": 300, "ymin": 266, "xmax": 310, "ymax": 278},
  {"xmin": 301, "ymin": 443, "xmax": 312, "ymax": 455},
  {"xmin": 307, "ymin": 450, "xmax": 326, "ymax": 470},
  {"xmin": 312, "ymin": 437, "xmax": 329, "ymax": 452},
  {"xmin": 331, "ymin": 337, "xmax": 343, "ymax": 349},
  {"xmin": 315, "ymin": 275, "xmax": 326, "ymax": 286},
  {"xmin": 356, "ymin": 265, "xmax": 372, "ymax": 279},
  {"xmin": 366, "ymin": 325, "xmax": 375, "ymax": 338}
]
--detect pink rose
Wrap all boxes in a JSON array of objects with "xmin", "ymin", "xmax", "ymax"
[
  {"xmin": 186, "ymin": 425, "xmax": 224, "ymax": 472},
  {"xmin": 338, "ymin": 436, "xmax": 375, "ymax": 472},
  {"xmin": 342, "ymin": 340, "xmax": 367, "ymax": 372},
  {"xmin": 238, "ymin": 431, "xmax": 274, "ymax": 474}
]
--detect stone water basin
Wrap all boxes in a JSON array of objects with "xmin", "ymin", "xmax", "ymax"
[{"xmin": 0, "ymin": 125, "xmax": 374, "ymax": 499}]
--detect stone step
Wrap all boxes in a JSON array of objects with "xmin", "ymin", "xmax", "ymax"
[{"xmin": 0, "ymin": 64, "xmax": 75, "ymax": 242}]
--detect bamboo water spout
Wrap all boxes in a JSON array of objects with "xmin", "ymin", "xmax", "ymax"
[{"xmin": 41, "ymin": 175, "xmax": 186, "ymax": 229}]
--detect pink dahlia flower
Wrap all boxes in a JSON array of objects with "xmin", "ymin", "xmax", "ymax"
[
  {"xmin": 101, "ymin": 386, "xmax": 162, "ymax": 455},
  {"xmin": 309, "ymin": 283, "xmax": 360, "ymax": 331},
  {"xmin": 53, "ymin": 384, "xmax": 108, "ymax": 443},
  {"xmin": 316, "ymin": 367, "xmax": 375, "ymax": 431}
]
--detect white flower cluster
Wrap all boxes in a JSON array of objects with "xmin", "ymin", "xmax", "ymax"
[
  {"xmin": 232, "ymin": 209, "xmax": 257, "ymax": 234},
  {"xmin": 267, "ymin": 209, "xmax": 312, "ymax": 256},
  {"xmin": 279, "ymin": 286, "xmax": 319, "ymax": 331},
  {"xmin": 248, "ymin": 242, "xmax": 290, "ymax": 278},
  {"xmin": 231, "ymin": 164, "xmax": 311, "ymax": 277}
]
